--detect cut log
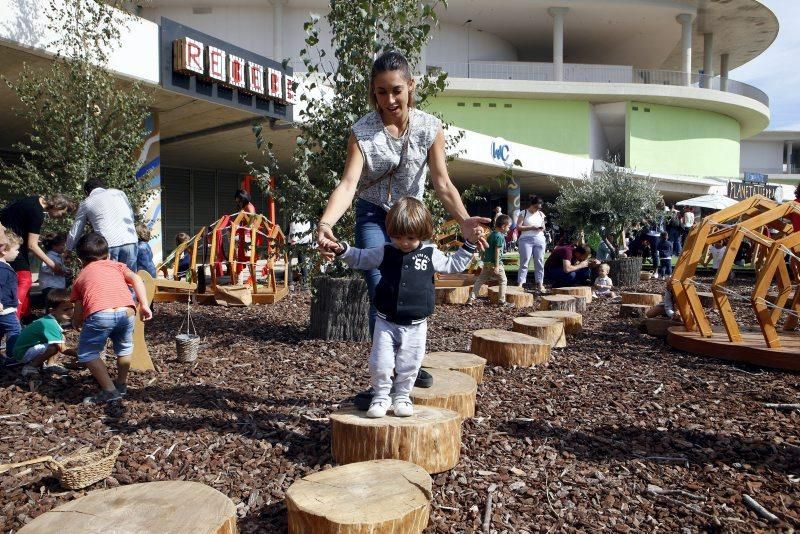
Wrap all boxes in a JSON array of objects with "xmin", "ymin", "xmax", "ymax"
[
  {"xmin": 606, "ymin": 256, "xmax": 644, "ymax": 287},
  {"xmin": 329, "ymin": 406, "xmax": 461, "ymax": 474},
  {"xmin": 435, "ymin": 273, "xmax": 475, "ymax": 288},
  {"xmin": 640, "ymin": 271, "xmax": 653, "ymax": 281},
  {"xmin": 410, "ymin": 368, "xmax": 477, "ymax": 418},
  {"xmin": 540, "ymin": 294, "xmax": 577, "ymax": 312},
  {"xmin": 552, "ymin": 286, "xmax": 592, "ymax": 304},
  {"xmin": 527, "ymin": 310, "xmax": 583, "ymax": 335},
  {"xmin": 511, "ymin": 317, "xmax": 566, "ymax": 348},
  {"xmin": 18, "ymin": 481, "xmax": 236, "ymax": 534},
  {"xmin": 696, "ymin": 291, "xmax": 716, "ymax": 308},
  {"xmin": 621, "ymin": 292, "xmax": 663, "ymax": 306},
  {"xmin": 286, "ymin": 459, "xmax": 431, "ymax": 534},
  {"xmin": 435, "ymin": 285, "xmax": 471, "ymax": 305},
  {"xmin": 422, "ymin": 351, "xmax": 487, "ymax": 384},
  {"xmin": 488, "ymin": 286, "xmax": 534, "ymax": 308},
  {"xmin": 620, "ymin": 304, "xmax": 650, "ymax": 318},
  {"xmin": 477, "ymin": 281, "xmax": 499, "ymax": 298},
  {"xmin": 570, "ymin": 295, "xmax": 588, "ymax": 313},
  {"xmin": 310, "ymin": 276, "xmax": 370, "ymax": 341},
  {"xmin": 470, "ymin": 328, "xmax": 550, "ymax": 367},
  {"xmin": 643, "ymin": 317, "xmax": 680, "ymax": 338}
]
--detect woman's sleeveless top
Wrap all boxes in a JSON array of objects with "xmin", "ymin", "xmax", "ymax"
[
  {"xmin": 519, "ymin": 209, "xmax": 546, "ymax": 238},
  {"xmin": 352, "ymin": 108, "xmax": 442, "ymax": 211}
]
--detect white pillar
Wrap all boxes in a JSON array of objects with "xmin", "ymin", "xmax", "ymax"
[
  {"xmin": 272, "ymin": 0, "xmax": 284, "ymax": 61},
  {"xmin": 702, "ymin": 32, "xmax": 714, "ymax": 89},
  {"xmin": 676, "ymin": 14, "xmax": 694, "ymax": 86},
  {"xmin": 548, "ymin": 7, "xmax": 569, "ymax": 81},
  {"xmin": 788, "ymin": 141, "xmax": 794, "ymax": 174},
  {"xmin": 720, "ymin": 52, "xmax": 730, "ymax": 92}
]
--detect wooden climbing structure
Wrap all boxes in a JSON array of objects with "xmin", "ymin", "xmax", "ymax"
[
  {"xmin": 155, "ymin": 211, "xmax": 289, "ymax": 305},
  {"xmin": 667, "ymin": 195, "xmax": 800, "ymax": 370}
]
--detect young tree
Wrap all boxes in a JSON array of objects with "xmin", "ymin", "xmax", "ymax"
[
  {"xmin": 246, "ymin": 0, "xmax": 450, "ymax": 273},
  {"xmin": 2, "ymin": 0, "xmax": 152, "ymax": 229},
  {"xmin": 553, "ymin": 159, "xmax": 663, "ymax": 249}
]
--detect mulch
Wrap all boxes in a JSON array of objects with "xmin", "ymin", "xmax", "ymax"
[{"xmin": 1, "ymin": 278, "xmax": 799, "ymax": 532}]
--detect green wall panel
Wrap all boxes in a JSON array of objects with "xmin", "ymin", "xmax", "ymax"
[
  {"xmin": 427, "ymin": 97, "xmax": 590, "ymax": 157},
  {"xmin": 625, "ymin": 101, "xmax": 741, "ymax": 177}
]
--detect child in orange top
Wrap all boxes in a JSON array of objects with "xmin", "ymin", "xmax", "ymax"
[{"xmin": 71, "ymin": 232, "xmax": 152, "ymax": 404}]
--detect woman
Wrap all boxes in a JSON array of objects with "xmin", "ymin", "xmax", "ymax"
[
  {"xmin": 0, "ymin": 194, "xmax": 73, "ymax": 318},
  {"xmin": 234, "ymin": 189, "xmax": 256, "ymax": 214},
  {"xmin": 516, "ymin": 195, "xmax": 547, "ymax": 293},
  {"xmin": 316, "ymin": 51, "xmax": 488, "ymax": 333}
]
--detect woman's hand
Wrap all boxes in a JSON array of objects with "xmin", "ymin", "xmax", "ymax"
[
  {"xmin": 460, "ymin": 216, "xmax": 491, "ymax": 250},
  {"xmin": 317, "ymin": 225, "xmax": 339, "ymax": 261}
]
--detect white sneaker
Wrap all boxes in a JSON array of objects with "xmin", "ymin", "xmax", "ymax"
[
  {"xmin": 652, "ymin": 272, "xmax": 659, "ymax": 279},
  {"xmin": 366, "ymin": 399, "xmax": 390, "ymax": 418},
  {"xmin": 467, "ymin": 296, "xmax": 476, "ymax": 305},
  {"xmin": 393, "ymin": 399, "xmax": 414, "ymax": 417},
  {"xmin": 21, "ymin": 365, "xmax": 40, "ymax": 377}
]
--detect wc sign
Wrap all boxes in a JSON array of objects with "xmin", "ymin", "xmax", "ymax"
[{"xmin": 491, "ymin": 138, "xmax": 513, "ymax": 168}]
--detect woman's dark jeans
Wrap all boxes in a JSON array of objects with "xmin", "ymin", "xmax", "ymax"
[{"xmin": 354, "ymin": 199, "xmax": 390, "ymax": 335}]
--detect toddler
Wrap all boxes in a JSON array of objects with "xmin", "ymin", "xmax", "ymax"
[
  {"xmin": 593, "ymin": 263, "xmax": 617, "ymax": 298},
  {"xmin": 334, "ymin": 197, "xmax": 476, "ymax": 418},
  {"xmin": 0, "ymin": 231, "xmax": 22, "ymax": 359},
  {"xmin": 72, "ymin": 232, "xmax": 152, "ymax": 404},
  {"xmin": 38, "ymin": 233, "xmax": 68, "ymax": 300},
  {"xmin": 136, "ymin": 224, "xmax": 156, "ymax": 278},
  {"xmin": 176, "ymin": 232, "xmax": 191, "ymax": 278},
  {"xmin": 14, "ymin": 289, "xmax": 75, "ymax": 376},
  {"xmin": 469, "ymin": 214, "xmax": 511, "ymax": 306}
]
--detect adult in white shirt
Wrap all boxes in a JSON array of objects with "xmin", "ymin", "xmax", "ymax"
[
  {"xmin": 288, "ymin": 218, "xmax": 312, "ymax": 290},
  {"xmin": 516, "ymin": 195, "xmax": 547, "ymax": 292},
  {"xmin": 66, "ymin": 179, "xmax": 138, "ymax": 271}
]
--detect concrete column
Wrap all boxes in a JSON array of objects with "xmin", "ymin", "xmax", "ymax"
[
  {"xmin": 720, "ymin": 52, "xmax": 730, "ymax": 92},
  {"xmin": 272, "ymin": 0, "xmax": 284, "ymax": 61},
  {"xmin": 676, "ymin": 14, "xmax": 694, "ymax": 86},
  {"xmin": 702, "ymin": 32, "xmax": 714, "ymax": 89},
  {"xmin": 788, "ymin": 141, "xmax": 794, "ymax": 173},
  {"xmin": 548, "ymin": 7, "xmax": 569, "ymax": 81},
  {"xmin": 507, "ymin": 175, "xmax": 520, "ymax": 224}
]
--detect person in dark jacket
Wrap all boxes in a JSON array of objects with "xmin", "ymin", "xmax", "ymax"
[
  {"xmin": 656, "ymin": 231, "xmax": 673, "ymax": 277},
  {"xmin": 334, "ymin": 197, "xmax": 476, "ymax": 418}
]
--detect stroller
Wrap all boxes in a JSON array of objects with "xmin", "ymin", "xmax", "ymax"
[{"xmin": 505, "ymin": 226, "xmax": 519, "ymax": 252}]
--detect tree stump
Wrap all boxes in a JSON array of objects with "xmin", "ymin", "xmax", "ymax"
[
  {"xmin": 410, "ymin": 368, "xmax": 477, "ymax": 418},
  {"xmin": 620, "ymin": 304, "xmax": 650, "ymax": 318},
  {"xmin": 570, "ymin": 295, "xmax": 588, "ymax": 312},
  {"xmin": 329, "ymin": 406, "xmax": 461, "ymax": 474},
  {"xmin": 640, "ymin": 271, "xmax": 653, "ymax": 281},
  {"xmin": 552, "ymin": 286, "xmax": 592, "ymax": 304},
  {"xmin": 18, "ymin": 481, "xmax": 236, "ymax": 534},
  {"xmin": 435, "ymin": 273, "xmax": 475, "ymax": 287},
  {"xmin": 422, "ymin": 351, "xmax": 487, "ymax": 384},
  {"xmin": 286, "ymin": 460, "xmax": 431, "ymax": 534},
  {"xmin": 470, "ymin": 328, "xmax": 550, "ymax": 367},
  {"xmin": 310, "ymin": 276, "xmax": 370, "ymax": 341},
  {"xmin": 696, "ymin": 291, "xmax": 716, "ymax": 308},
  {"xmin": 488, "ymin": 286, "xmax": 534, "ymax": 308},
  {"xmin": 606, "ymin": 256, "xmax": 644, "ymax": 287},
  {"xmin": 477, "ymin": 281, "xmax": 498, "ymax": 298},
  {"xmin": 621, "ymin": 292, "xmax": 662, "ymax": 306},
  {"xmin": 511, "ymin": 317, "xmax": 566, "ymax": 348},
  {"xmin": 435, "ymin": 285, "xmax": 471, "ymax": 305},
  {"xmin": 643, "ymin": 317, "xmax": 679, "ymax": 338},
  {"xmin": 527, "ymin": 310, "xmax": 583, "ymax": 335},
  {"xmin": 540, "ymin": 294, "xmax": 577, "ymax": 312}
]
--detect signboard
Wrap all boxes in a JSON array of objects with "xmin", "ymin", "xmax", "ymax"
[
  {"xmin": 491, "ymin": 138, "xmax": 513, "ymax": 168},
  {"xmin": 161, "ymin": 18, "xmax": 294, "ymax": 119},
  {"xmin": 742, "ymin": 171, "xmax": 768, "ymax": 185},
  {"xmin": 727, "ymin": 181, "xmax": 781, "ymax": 202}
]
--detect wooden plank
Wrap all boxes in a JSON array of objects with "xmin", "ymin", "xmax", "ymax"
[{"xmin": 130, "ymin": 271, "xmax": 156, "ymax": 372}]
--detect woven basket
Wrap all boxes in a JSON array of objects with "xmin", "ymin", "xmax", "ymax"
[
  {"xmin": 0, "ymin": 436, "xmax": 122, "ymax": 490},
  {"xmin": 176, "ymin": 333, "xmax": 201, "ymax": 362}
]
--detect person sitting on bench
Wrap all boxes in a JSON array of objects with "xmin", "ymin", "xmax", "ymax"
[{"xmin": 544, "ymin": 243, "xmax": 596, "ymax": 287}]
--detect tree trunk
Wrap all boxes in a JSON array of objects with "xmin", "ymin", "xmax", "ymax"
[
  {"xmin": 606, "ymin": 256, "xmax": 644, "ymax": 288},
  {"xmin": 329, "ymin": 406, "xmax": 461, "ymax": 474},
  {"xmin": 512, "ymin": 317, "xmax": 566, "ymax": 348},
  {"xmin": 527, "ymin": 310, "xmax": 583, "ymax": 334},
  {"xmin": 309, "ymin": 276, "xmax": 370, "ymax": 341},
  {"xmin": 286, "ymin": 460, "xmax": 431, "ymax": 534},
  {"xmin": 540, "ymin": 294, "xmax": 577, "ymax": 312},
  {"xmin": 422, "ymin": 352, "xmax": 487, "ymax": 384},
  {"xmin": 410, "ymin": 368, "xmax": 477, "ymax": 419},
  {"xmin": 470, "ymin": 329, "xmax": 550, "ymax": 367}
]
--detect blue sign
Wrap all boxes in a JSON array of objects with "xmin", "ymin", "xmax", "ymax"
[
  {"xmin": 491, "ymin": 140, "xmax": 510, "ymax": 163},
  {"xmin": 743, "ymin": 172, "xmax": 768, "ymax": 185}
]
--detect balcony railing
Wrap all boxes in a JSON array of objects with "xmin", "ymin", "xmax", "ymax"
[{"xmin": 428, "ymin": 61, "xmax": 769, "ymax": 108}]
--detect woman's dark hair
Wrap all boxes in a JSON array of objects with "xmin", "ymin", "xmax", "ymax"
[
  {"xmin": 76, "ymin": 232, "xmax": 108, "ymax": 263},
  {"xmin": 528, "ymin": 195, "xmax": 543, "ymax": 207},
  {"xmin": 369, "ymin": 51, "xmax": 414, "ymax": 111},
  {"xmin": 234, "ymin": 189, "xmax": 252, "ymax": 205},
  {"xmin": 42, "ymin": 232, "xmax": 67, "ymax": 251},
  {"xmin": 83, "ymin": 178, "xmax": 107, "ymax": 196},
  {"xmin": 43, "ymin": 194, "xmax": 75, "ymax": 214}
]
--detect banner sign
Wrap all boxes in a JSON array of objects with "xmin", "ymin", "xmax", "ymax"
[
  {"xmin": 727, "ymin": 181, "xmax": 780, "ymax": 201},
  {"xmin": 742, "ymin": 171, "xmax": 768, "ymax": 185},
  {"xmin": 161, "ymin": 18, "xmax": 293, "ymax": 119}
]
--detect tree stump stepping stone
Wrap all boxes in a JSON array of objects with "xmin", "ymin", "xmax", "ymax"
[
  {"xmin": 488, "ymin": 286, "xmax": 534, "ymax": 308},
  {"xmin": 422, "ymin": 351, "xmax": 487, "ymax": 384},
  {"xmin": 286, "ymin": 459, "xmax": 431, "ymax": 534},
  {"xmin": 470, "ymin": 328, "xmax": 550, "ymax": 367},
  {"xmin": 620, "ymin": 303, "xmax": 650, "ymax": 318},
  {"xmin": 527, "ymin": 310, "xmax": 583, "ymax": 335},
  {"xmin": 540, "ymin": 294, "xmax": 577, "ymax": 312},
  {"xmin": 640, "ymin": 271, "xmax": 653, "ymax": 281},
  {"xmin": 410, "ymin": 368, "xmax": 477, "ymax": 418},
  {"xmin": 621, "ymin": 292, "xmax": 662, "ymax": 306},
  {"xmin": 477, "ymin": 281, "xmax": 498, "ymax": 298},
  {"xmin": 329, "ymin": 406, "xmax": 461, "ymax": 474},
  {"xmin": 435, "ymin": 285, "xmax": 471, "ymax": 305},
  {"xmin": 642, "ymin": 317, "xmax": 680, "ymax": 338},
  {"xmin": 511, "ymin": 316, "xmax": 566, "ymax": 348},
  {"xmin": 552, "ymin": 286, "xmax": 592, "ymax": 304},
  {"xmin": 18, "ymin": 481, "xmax": 236, "ymax": 534},
  {"xmin": 696, "ymin": 291, "xmax": 716, "ymax": 308}
]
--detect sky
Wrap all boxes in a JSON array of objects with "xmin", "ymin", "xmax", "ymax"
[{"xmin": 730, "ymin": 0, "xmax": 800, "ymax": 131}]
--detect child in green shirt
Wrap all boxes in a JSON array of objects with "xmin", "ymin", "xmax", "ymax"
[
  {"xmin": 469, "ymin": 214, "xmax": 511, "ymax": 306},
  {"xmin": 14, "ymin": 289, "xmax": 76, "ymax": 377}
]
